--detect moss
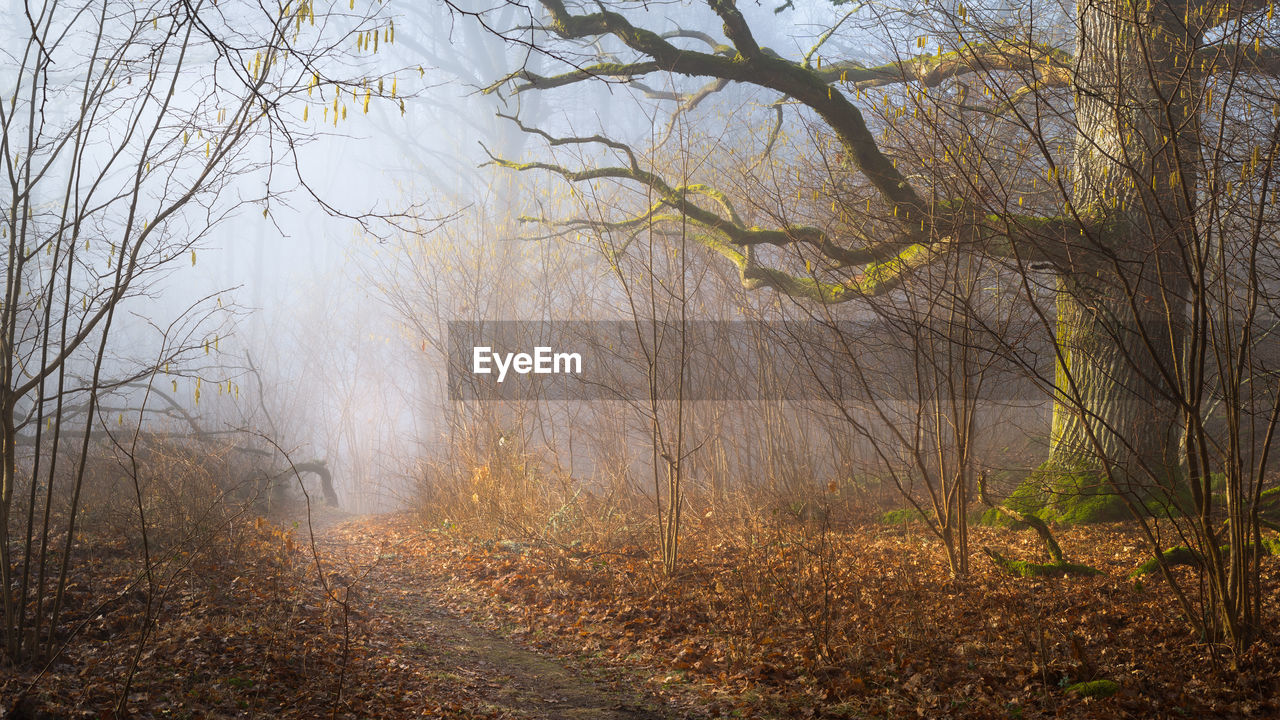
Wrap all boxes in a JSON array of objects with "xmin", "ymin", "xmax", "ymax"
[
  {"xmin": 1130, "ymin": 541, "xmax": 1279, "ymax": 578},
  {"xmin": 973, "ymin": 507, "xmax": 1006, "ymax": 527},
  {"xmin": 1000, "ymin": 462, "xmax": 1134, "ymax": 526},
  {"xmin": 1017, "ymin": 560, "xmax": 1102, "ymax": 578},
  {"xmin": 983, "ymin": 548, "xmax": 1103, "ymax": 578},
  {"xmin": 1129, "ymin": 545, "xmax": 1203, "ymax": 578},
  {"xmin": 1005, "ymin": 478, "xmax": 1048, "ymax": 516},
  {"xmin": 1054, "ymin": 490, "xmax": 1130, "ymax": 525},
  {"xmin": 1065, "ymin": 679, "xmax": 1119, "ymax": 698},
  {"xmin": 1042, "ymin": 463, "xmax": 1133, "ymax": 524},
  {"xmin": 1261, "ymin": 487, "xmax": 1280, "ymax": 519},
  {"xmin": 880, "ymin": 508, "xmax": 921, "ymax": 525}
]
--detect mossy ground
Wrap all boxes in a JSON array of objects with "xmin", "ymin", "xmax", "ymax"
[
  {"xmin": 1066, "ymin": 679, "xmax": 1119, "ymax": 698},
  {"xmin": 880, "ymin": 508, "xmax": 922, "ymax": 525},
  {"xmin": 1131, "ymin": 540, "xmax": 1280, "ymax": 577},
  {"xmin": 984, "ymin": 462, "xmax": 1196, "ymax": 527}
]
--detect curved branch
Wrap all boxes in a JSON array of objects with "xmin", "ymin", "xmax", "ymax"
[
  {"xmin": 817, "ymin": 41, "xmax": 1072, "ymax": 90},
  {"xmin": 484, "ymin": 144, "xmax": 905, "ymax": 266},
  {"xmin": 535, "ymin": 0, "xmax": 929, "ymax": 238},
  {"xmin": 1201, "ymin": 42, "xmax": 1280, "ymax": 78},
  {"xmin": 484, "ymin": 60, "xmax": 662, "ymax": 94}
]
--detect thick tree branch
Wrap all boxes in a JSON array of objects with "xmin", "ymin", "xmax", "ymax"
[
  {"xmin": 816, "ymin": 41, "xmax": 1072, "ymax": 90},
  {"xmin": 1202, "ymin": 42, "xmax": 1280, "ymax": 77},
  {"xmin": 483, "ymin": 141, "xmax": 907, "ymax": 266},
  {"xmin": 1201, "ymin": 0, "xmax": 1272, "ymax": 30},
  {"xmin": 535, "ymin": 0, "xmax": 929, "ymax": 240},
  {"xmin": 707, "ymin": 0, "xmax": 763, "ymax": 60}
]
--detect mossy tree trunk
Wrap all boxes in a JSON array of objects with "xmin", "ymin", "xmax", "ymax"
[
  {"xmin": 1048, "ymin": 0, "xmax": 1198, "ymax": 495},
  {"xmin": 1048, "ymin": 274, "xmax": 1187, "ymax": 491}
]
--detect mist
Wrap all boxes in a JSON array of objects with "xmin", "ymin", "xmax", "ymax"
[{"xmin": 5, "ymin": 0, "xmax": 1280, "ymax": 717}]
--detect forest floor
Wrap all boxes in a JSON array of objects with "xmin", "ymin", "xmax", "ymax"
[
  {"xmin": 5, "ymin": 506, "xmax": 1280, "ymax": 718},
  {"xmin": 305, "ymin": 508, "xmax": 675, "ymax": 720}
]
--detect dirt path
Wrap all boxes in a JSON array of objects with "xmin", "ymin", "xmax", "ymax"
[{"xmin": 298, "ymin": 510, "xmax": 673, "ymax": 720}]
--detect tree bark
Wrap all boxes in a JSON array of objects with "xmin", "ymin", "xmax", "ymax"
[{"xmin": 1050, "ymin": 0, "xmax": 1199, "ymax": 487}]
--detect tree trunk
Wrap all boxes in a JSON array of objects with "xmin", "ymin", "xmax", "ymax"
[
  {"xmin": 1051, "ymin": 0, "xmax": 1199, "ymax": 488},
  {"xmin": 1049, "ymin": 274, "xmax": 1185, "ymax": 486}
]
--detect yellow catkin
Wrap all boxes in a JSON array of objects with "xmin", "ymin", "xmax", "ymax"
[{"xmin": 303, "ymin": 105, "xmax": 308, "ymax": 121}]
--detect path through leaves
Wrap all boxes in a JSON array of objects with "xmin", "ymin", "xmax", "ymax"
[{"xmin": 309, "ymin": 510, "xmax": 673, "ymax": 720}]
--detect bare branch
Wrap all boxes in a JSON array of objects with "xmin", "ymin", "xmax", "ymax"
[{"xmin": 536, "ymin": 0, "xmax": 929, "ymax": 239}]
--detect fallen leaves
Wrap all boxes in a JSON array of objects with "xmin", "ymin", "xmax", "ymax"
[
  {"xmin": 11, "ymin": 507, "xmax": 1279, "ymax": 719},
  {"xmin": 378, "ymin": 514, "xmax": 1280, "ymax": 719}
]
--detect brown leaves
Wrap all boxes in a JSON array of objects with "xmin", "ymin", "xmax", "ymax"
[
  {"xmin": 381, "ymin": 514, "xmax": 1280, "ymax": 719},
  {"xmin": 21, "ymin": 509, "xmax": 1277, "ymax": 719}
]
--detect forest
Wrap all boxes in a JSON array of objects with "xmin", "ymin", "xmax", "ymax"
[{"xmin": 2, "ymin": 0, "xmax": 1279, "ymax": 717}]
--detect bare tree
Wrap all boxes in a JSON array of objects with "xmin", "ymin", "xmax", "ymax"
[{"xmin": 1, "ymin": 0, "xmax": 403, "ymax": 664}]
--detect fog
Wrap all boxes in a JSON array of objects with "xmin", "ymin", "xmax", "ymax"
[
  {"xmin": 2, "ymin": 0, "xmax": 1058, "ymax": 514},
  {"xmin": 10, "ymin": 2, "xmax": 1280, "ymax": 713}
]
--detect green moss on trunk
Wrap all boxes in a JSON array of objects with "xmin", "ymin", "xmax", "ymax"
[
  {"xmin": 1131, "ymin": 541, "xmax": 1279, "ymax": 577},
  {"xmin": 1001, "ymin": 461, "xmax": 1193, "ymax": 526}
]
